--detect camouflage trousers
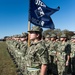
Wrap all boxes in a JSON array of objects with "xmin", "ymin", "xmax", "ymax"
[
  {"xmin": 22, "ymin": 59, "xmax": 28, "ymax": 75},
  {"xmin": 57, "ymin": 61, "xmax": 65, "ymax": 75},
  {"xmin": 26, "ymin": 67, "xmax": 40, "ymax": 75}
]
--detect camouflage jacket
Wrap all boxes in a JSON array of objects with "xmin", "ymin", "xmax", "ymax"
[
  {"xmin": 25, "ymin": 40, "xmax": 48, "ymax": 68},
  {"xmin": 70, "ymin": 42, "xmax": 75, "ymax": 58},
  {"xmin": 57, "ymin": 41, "xmax": 71, "ymax": 61}
]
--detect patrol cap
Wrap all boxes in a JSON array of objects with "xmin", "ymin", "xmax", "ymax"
[
  {"xmin": 50, "ymin": 34, "xmax": 57, "ymax": 38},
  {"xmin": 28, "ymin": 26, "xmax": 43, "ymax": 33},
  {"xmin": 21, "ymin": 32, "xmax": 28, "ymax": 38},
  {"xmin": 71, "ymin": 36, "xmax": 74, "ymax": 39},
  {"xmin": 17, "ymin": 34, "xmax": 22, "ymax": 38},
  {"xmin": 45, "ymin": 34, "xmax": 50, "ymax": 38},
  {"xmin": 8, "ymin": 36, "xmax": 12, "ymax": 38},
  {"xmin": 10, "ymin": 36, "xmax": 12, "ymax": 38},
  {"xmin": 60, "ymin": 34, "xmax": 67, "ymax": 38},
  {"xmin": 14, "ymin": 34, "xmax": 22, "ymax": 38},
  {"xmin": 71, "ymin": 35, "xmax": 75, "ymax": 39},
  {"xmin": 13, "ymin": 35, "xmax": 18, "ymax": 38}
]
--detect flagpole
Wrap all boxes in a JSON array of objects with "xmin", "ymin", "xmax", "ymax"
[
  {"xmin": 28, "ymin": 21, "xmax": 31, "ymax": 47},
  {"xmin": 27, "ymin": 0, "xmax": 31, "ymax": 47}
]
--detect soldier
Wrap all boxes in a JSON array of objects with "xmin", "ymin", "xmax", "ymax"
[
  {"xmin": 45, "ymin": 34, "xmax": 51, "ymax": 41},
  {"xmin": 44, "ymin": 34, "xmax": 51, "ymax": 49},
  {"xmin": 25, "ymin": 26, "xmax": 48, "ymax": 75},
  {"xmin": 70, "ymin": 35, "xmax": 75, "ymax": 75},
  {"xmin": 20, "ymin": 32, "xmax": 28, "ymax": 56},
  {"xmin": 47, "ymin": 34, "xmax": 58, "ymax": 75},
  {"xmin": 19, "ymin": 32, "xmax": 28, "ymax": 73},
  {"xmin": 57, "ymin": 33, "xmax": 71, "ymax": 75}
]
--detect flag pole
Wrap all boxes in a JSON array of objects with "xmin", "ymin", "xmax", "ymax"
[
  {"xmin": 28, "ymin": 21, "xmax": 31, "ymax": 47},
  {"xmin": 27, "ymin": 0, "xmax": 31, "ymax": 47}
]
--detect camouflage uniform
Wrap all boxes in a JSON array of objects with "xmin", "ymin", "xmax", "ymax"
[
  {"xmin": 47, "ymin": 34, "xmax": 58, "ymax": 75},
  {"xmin": 25, "ymin": 26, "xmax": 48, "ymax": 75},
  {"xmin": 45, "ymin": 34, "xmax": 51, "ymax": 49},
  {"xmin": 70, "ymin": 35, "xmax": 75, "ymax": 75},
  {"xmin": 19, "ymin": 33, "xmax": 28, "ymax": 73},
  {"xmin": 57, "ymin": 34, "xmax": 71, "ymax": 75}
]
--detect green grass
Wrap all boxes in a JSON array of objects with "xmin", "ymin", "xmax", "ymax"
[{"xmin": 0, "ymin": 41, "xmax": 17, "ymax": 75}]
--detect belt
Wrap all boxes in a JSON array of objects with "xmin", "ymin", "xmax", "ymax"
[{"xmin": 27, "ymin": 67, "xmax": 40, "ymax": 71}]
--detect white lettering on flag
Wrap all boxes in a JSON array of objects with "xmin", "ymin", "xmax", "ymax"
[
  {"xmin": 35, "ymin": 0, "xmax": 46, "ymax": 7},
  {"xmin": 41, "ymin": 21, "xmax": 45, "ymax": 26},
  {"xmin": 38, "ymin": 7, "xmax": 45, "ymax": 17}
]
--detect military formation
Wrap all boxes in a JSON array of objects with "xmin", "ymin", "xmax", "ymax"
[{"xmin": 6, "ymin": 26, "xmax": 75, "ymax": 75}]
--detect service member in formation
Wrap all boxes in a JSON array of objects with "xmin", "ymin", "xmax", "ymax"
[
  {"xmin": 70, "ymin": 35, "xmax": 75, "ymax": 75},
  {"xmin": 56, "ymin": 33, "xmax": 71, "ymax": 75},
  {"xmin": 25, "ymin": 26, "xmax": 48, "ymax": 75},
  {"xmin": 47, "ymin": 34, "xmax": 58, "ymax": 75},
  {"xmin": 19, "ymin": 32, "xmax": 28, "ymax": 74},
  {"xmin": 45, "ymin": 34, "xmax": 51, "ymax": 48}
]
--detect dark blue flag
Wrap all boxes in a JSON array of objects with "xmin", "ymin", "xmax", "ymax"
[{"xmin": 29, "ymin": 0, "xmax": 60, "ymax": 29}]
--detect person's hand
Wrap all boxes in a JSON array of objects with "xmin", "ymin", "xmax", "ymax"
[{"xmin": 66, "ymin": 60, "xmax": 69, "ymax": 66}]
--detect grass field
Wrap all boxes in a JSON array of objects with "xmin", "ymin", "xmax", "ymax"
[{"xmin": 0, "ymin": 41, "xmax": 17, "ymax": 75}]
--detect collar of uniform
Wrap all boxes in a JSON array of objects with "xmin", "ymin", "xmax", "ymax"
[
  {"xmin": 31, "ymin": 40, "xmax": 42, "ymax": 46},
  {"xmin": 51, "ymin": 40, "xmax": 56, "ymax": 43},
  {"xmin": 72, "ymin": 42, "xmax": 75, "ymax": 45}
]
